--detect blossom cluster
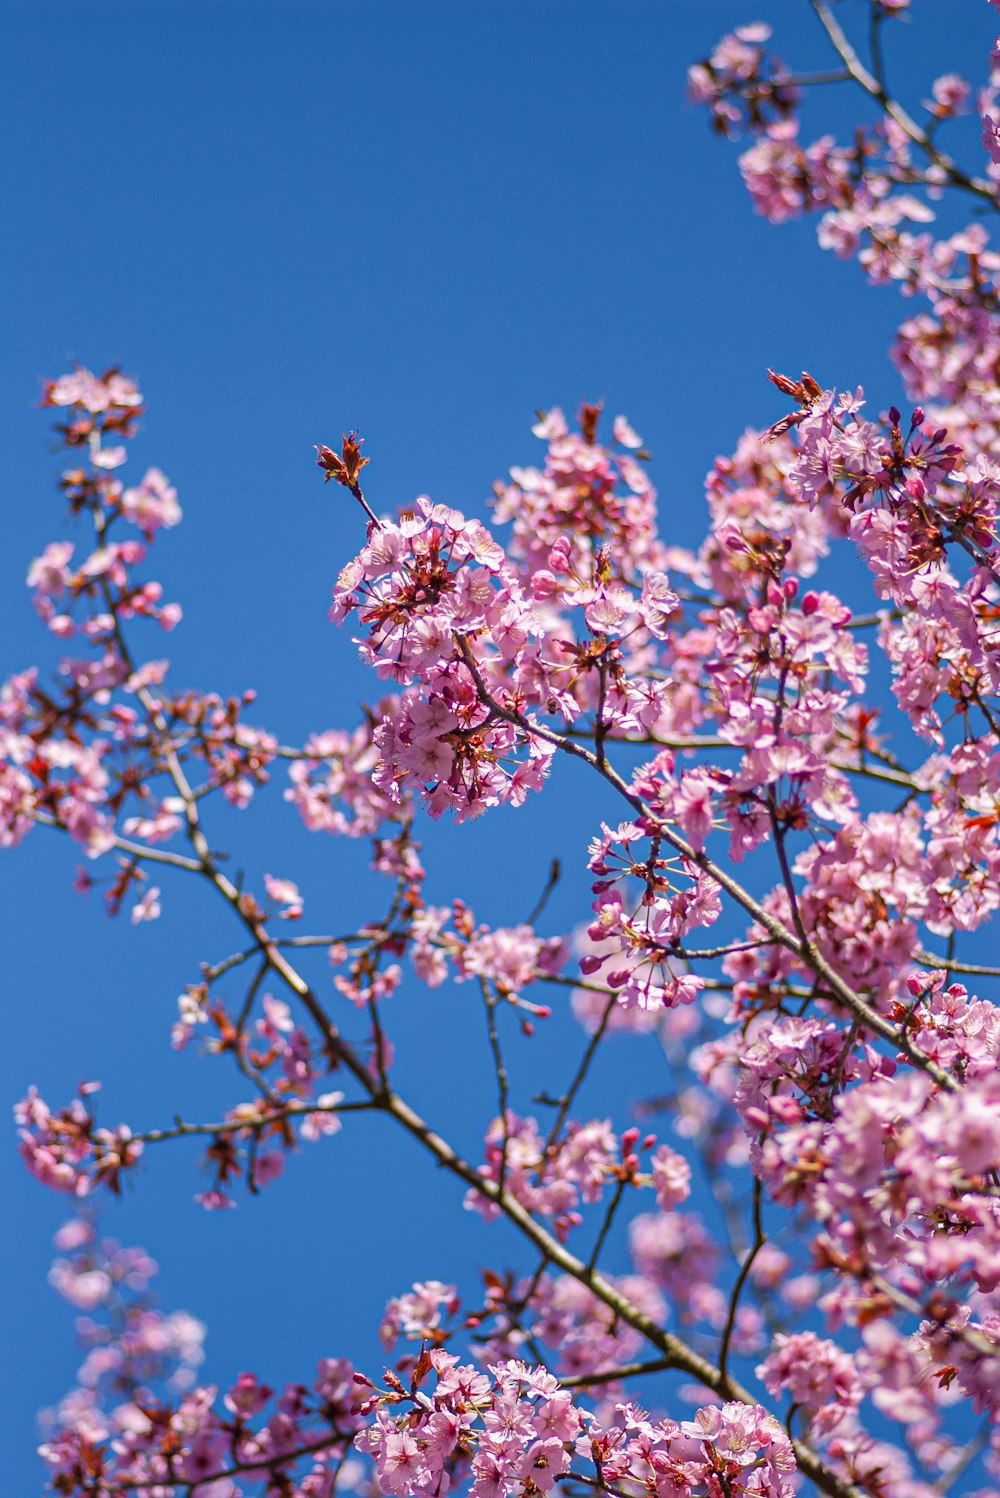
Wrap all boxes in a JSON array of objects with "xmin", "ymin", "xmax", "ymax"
[
  {"xmin": 39, "ymin": 1217, "xmax": 361, "ymax": 1498},
  {"xmin": 356, "ymin": 1352, "xmax": 796, "ymax": 1498}
]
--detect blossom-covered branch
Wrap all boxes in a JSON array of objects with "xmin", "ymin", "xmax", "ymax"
[{"xmin": 10, "ymin": 5, "xmax": 1000, "ymax": 1497}]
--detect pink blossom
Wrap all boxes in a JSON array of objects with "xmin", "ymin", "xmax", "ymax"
[
  {"xmin": 984, "ymin": 113, "xmax": 1000, "ymax": 164},
  {"xmin": 130, "ymin": 886, "xmax": 161, "ymax": 924},
  {"xmin": 264, "ymin": 873, "xmax": 304, "ymax": 918},
  {"xmin": 650, "ymin": 1144, "xmax": 692, "ymax": 1210},
  {"xmin": 119, "ymin": 467, "xmax": 181, "ymax": 536}
]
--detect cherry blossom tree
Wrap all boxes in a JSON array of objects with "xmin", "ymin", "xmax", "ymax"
[{"xmin": 9, "ymin": 2, "xmax": 1000, "ymax": 1495}]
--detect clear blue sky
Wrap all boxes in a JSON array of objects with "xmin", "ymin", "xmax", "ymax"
[{"xmin": 2, "ymin": 2, "xmax": 995, "ymax": 1490}]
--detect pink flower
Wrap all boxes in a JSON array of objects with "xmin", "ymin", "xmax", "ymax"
[
  {"xmin": 650, "ymin": 1144, "xmax": 692, "ymax": 1210},
  {"xmin": 130, "ymin": 886, "xmax": 161, "ymax": 924},
  {"xmin": 264, "ymin": 873, "xmax": 304, "ymax": 918},
  {"xmin": 120, "ymin": 468, "xmax": 181, "ymax": 537}
]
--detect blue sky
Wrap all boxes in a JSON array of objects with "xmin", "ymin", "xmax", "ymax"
[{"xmin": 3, "ymin": 1, "xmax": 997, "ymax": 1490}]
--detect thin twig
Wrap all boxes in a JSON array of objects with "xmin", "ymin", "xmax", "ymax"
[{"xmin": 810, "ymin": 0, "xmax": 999, "ymax": 207}]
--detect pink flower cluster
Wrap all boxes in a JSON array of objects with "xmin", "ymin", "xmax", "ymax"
[
  {"xmin": 16, "ymin": 1084, "xmax": 141, "ymax": 1197},
  {"xmin": 588, "ymin": 1398, "xmax": 796, "ymax": 1498},
  {"xmin": 39, "ymin": 1213, "xmax": 359, "ymax": 1498},
  {"xmin": 0, "ymin": 369, "xmax": 278, "ymax": 917},
  {"xmin": 408, "ymin": 899, "xmax": 567, "ymax": 1008},
  {"xmin": 40, "ymin": 1216, "xmax": 205, "ymax": 1450},
  {"xmin": 356, "ymin": 1354, "xmax": 586, "ymax": 1498},
  {"xmin": 466, "ymin": 1112, "xmax": 624, "ymax": 1232}
]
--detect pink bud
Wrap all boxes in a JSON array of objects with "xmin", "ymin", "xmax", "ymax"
[
  {"xmin": 769, "ymin": 1095, "xmax": 804, "ymax": 1123},
  {"xmin": 531, "ymin": 570, "xmax": 558, "ymax": 599}
]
